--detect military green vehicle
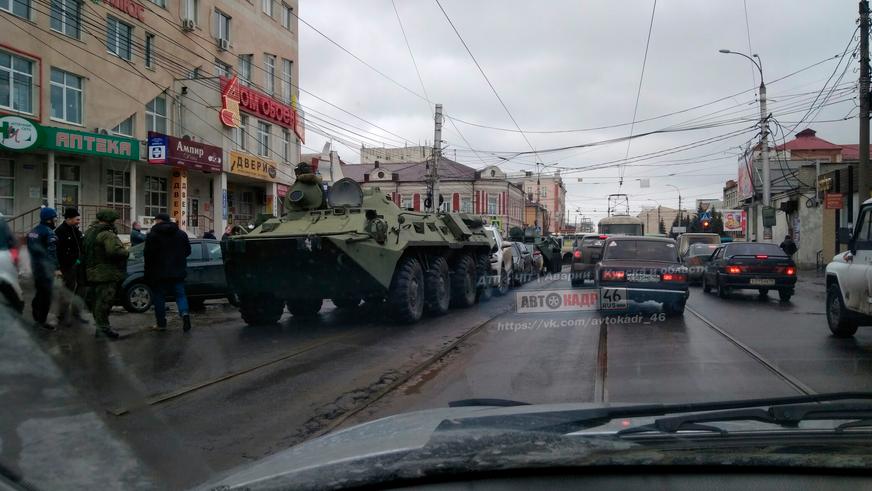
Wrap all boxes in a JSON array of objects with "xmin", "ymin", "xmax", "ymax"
[
  {"xmin": 508, "ymin": 226, "xmax": 562, "ymax": 274},
  {"xmin": 222, "ymin": 167, "xmax": 497, "ymax": 325}
]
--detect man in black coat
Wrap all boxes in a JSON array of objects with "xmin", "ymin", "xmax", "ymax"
[
  {"xmin": 144, "ymin": 213, "xmax": 192, "ymax": 331},
  {"xmin": 55, "ymin": 207, "xmax": 87, "ymax": 326}
]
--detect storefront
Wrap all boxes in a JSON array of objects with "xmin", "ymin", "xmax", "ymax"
[{"xmin": 226, "ymin": 150, "xmax": 279, "ymax": 227}]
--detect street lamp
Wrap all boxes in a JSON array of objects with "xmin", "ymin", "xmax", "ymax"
[
  {"xmin": 666, "ymin": 184, "xmax": 682, "ymax": 232},
  {"xmin": 647, "ymin": 198, "xmax": 661, "ymax": 234},
  {"xmin": 720, "ymin": 49, "xmax": 769, "ymax": 238}
]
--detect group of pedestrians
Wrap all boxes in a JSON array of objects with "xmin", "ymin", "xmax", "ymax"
[{"xmin": 26, "ymin": 208, "xmax": 194, "ymax": 339}]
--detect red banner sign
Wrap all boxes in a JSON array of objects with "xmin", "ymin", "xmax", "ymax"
[
  {"xmin": 825, "ymin": 193, "xmax": 844, "ymax": 209},
  {"xmin": 102, "ymin": 0, "xmax": 145, "ymax": 21},
  {"xmin": 219, "ymin": 76, "xmax": 304, "ymax": 143}
]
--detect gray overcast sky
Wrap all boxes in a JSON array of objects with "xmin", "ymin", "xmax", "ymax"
[{"xmin": 299, "ymin": 1, "xmax": 859, "ymax": 223}]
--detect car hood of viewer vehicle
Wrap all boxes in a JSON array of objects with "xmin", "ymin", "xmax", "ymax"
[{"xmin": 196, "ymin": 400, "xmax": 872, "ymax": 490}]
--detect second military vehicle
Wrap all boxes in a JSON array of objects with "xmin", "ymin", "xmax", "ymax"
[{"xmin": 222, "ymin": 165, "xmax": 497, "ymax": 325}]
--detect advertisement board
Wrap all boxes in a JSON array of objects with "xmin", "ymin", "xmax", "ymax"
[
  {"xmin": 737, "ymin": 153, "xmax": 754, "ymax": 201},
  {"xmin": 722, "ymin": 210, "xmax": 745, "ymax": 232},
  {"xmin": 148, "ymin": 132, "xmax": 223, "ymax": 172}
]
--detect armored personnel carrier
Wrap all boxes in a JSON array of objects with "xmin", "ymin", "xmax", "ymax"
[{"xmin": 222, "ymin": 165, "xmax": 497, "ymax": 325}]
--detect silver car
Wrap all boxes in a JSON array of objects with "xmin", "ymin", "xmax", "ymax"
[{"xmin": 0, "ymin": 217, "xmax": 23, "ymax": 313}]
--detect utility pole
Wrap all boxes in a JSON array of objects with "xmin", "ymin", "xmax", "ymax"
[
  {"xmin": 535, "ymin": 162, "xmax": 541, "ymax": 231},
  {"xmin": 426, "ymin": 103, "xmax": 443, "ymax": 212},
  {"xmin": 860, "ymin": 0, "xmax": 871, "ymax": 205}
]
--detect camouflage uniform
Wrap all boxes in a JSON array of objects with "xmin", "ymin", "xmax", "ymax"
[{"xmin": 83, "ymin": 210, "xmax": 129, "ymax": 337}]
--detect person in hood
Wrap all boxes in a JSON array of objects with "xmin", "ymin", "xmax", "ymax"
[
  {"xmin": 55, "ymin": 207, "xmax": 88, "ymax": 326},
  {"xmin": 144, "ymin": 213, "xmax": 192, "ymax": 332},
  {"xmin": 27, "ymin": 207, "xmax": 59, "ymax": 330},
  {"xmin": 84, "ymin": 209, "xmax": 129, "ymax": 340},
  {"xmin": 780, "ymin": 234, "xmax": 798, "ymax": 257}
]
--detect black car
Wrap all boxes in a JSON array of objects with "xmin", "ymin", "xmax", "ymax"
[
  {"xmin": 702, "ymin": 242, "xmax": 796, "ymax": 301},
  {"xmin": 681, "ymin": 242, "xmax": 720, "ymax": 285},
  {"xmin": 595, "ymin": 236, "xmax": 689, "ymax": 315},
  {"xmin": 508, "ymin": 241, "xmax": 535, "ymax": 286},
  {"xmin": 570, "ymin": 234, "xmax": 607, "ymax": 286},
  {"xmin": 119, "ymin": 239, "xmax": 238, "ymax": 313}
]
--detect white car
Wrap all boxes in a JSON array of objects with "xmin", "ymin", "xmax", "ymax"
[
  {"xmin": 826, "ymin": 198, "xmax": 872, "ymax": 337},
  {"xmin": 483, "ymin": 226, "xmax": 512, "ymax": 296},
  {"xmin": 0, "ymin": 218, "xmax": 24, "ymax": 313}
]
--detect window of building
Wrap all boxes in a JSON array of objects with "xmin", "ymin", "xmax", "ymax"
[
  {"xmin": 50, "ymin": 68, "xmax": 82, "ymax": 124},
  {"xmin": 214, "ymin": 10, "xmax": 230, "ymax": 42},
  {"xmin": 149, "ymin": 0, "xmax": 165, "ymax": 7},
  {"xmin": 0, "ymin": 50, "xmax": 34, "ymax": 114},
  {"xmin": 0, "ymin": 0, "xmax": 29, "ymax": 19},
  {"xmin": 188, "ymin": 67, "xmax": 199, "ymax": 79},
  {"xmin": 280, "ymin": 128, "xmax": 290, "ymax": 162},
  {"xmin": 107, "ymin": 17, "xmax": 133, "ymax": 61},
  {"xmin": 264, "ymin": 54, "xmax": 275, "ymax": 94},
  {"xmin": 144, "ymin": 33, "xmax": 155, "ymax": 68},
  {"xmin": 183, "ymin": 0, "xmax": 198, "ymax": 22},
  {"xmin": 0, "ymin": 159, "xmax": 13, "ymax": 216},
  {"xmin": 144, "ymin": 176, "xmax": 168, "ymax": 216},
  {"xmin": 237, "ymin": 191, "xmax": 254, "ymax": 222},
  {"xmin": 281, "ymin": 3, "xmax": 292, "ymax": 29},
  {"xmin": 281, "ymin": 58, "xmax": 292, "ymax": 103},
  {"xmin": 111, "ymin": 114, "xmax": 135, "ymax": 136},
  {"xmin": 257, "ymin": 121, "xmax": 270, "ymax": 157},
  {"xmin": 460, "ymin": 196, "xmax": 473, "ymax": 213},
  {"xmin": 235, "ymin": 114, "xmax": 249, "ymax": 150},
  {"xmin": 50, "ymin": 0, "xmax": 80, "ymax": 38},
  {"xmin": 237, "ymin": 54, "xmax": 251, "ymax": 86},
  {"xmin": 401, "ymin": 196, "xmax": 413, "ymax": 210},
  {"xmin": 487, "ymin": 194, "xmax": 498, "ymax": 215},
  {"xmin": 214, "ymin": 59, "xmax": 231, "ymax": 77},
  {"xmin": 540, "ymin": 186, "xmax": 547, "ymax": 199},
  {"xmin": 261, "ymin": 0, "xmax": 272, "ymax": 16},
  {"xmin": 145, "ymin": 94, "xmax": 167, "ymax": 134},
  {"xmin": 106, "ymin": 169, "xmax": 130, "ymax": 205}
]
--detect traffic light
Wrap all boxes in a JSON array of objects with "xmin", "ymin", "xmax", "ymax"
[{"xmin": 702, "ymin": 220, "xmax": 710, "ymax": 230}]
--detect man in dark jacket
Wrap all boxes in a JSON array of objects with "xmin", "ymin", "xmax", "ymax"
[
  {"xmin": 27, "ymin": 207, "xmax": 59, "ymax": 330},
  {"xmin": 84, "ymin": 209, "xmax": 129, "ymax": 340},
  {"xmin": 780, "ymin": 234, "xmax": 798, "ymax": 257},
  {"xmin": 130, "ymin": 221, "xmax": 146, "ymax": 245},
  {"xmin": 145, "ymin": 213, "xmax": 192, "ymax": 331},
  {"xmin": 55, "ymin": 207, "xmax": 87, "ymax": 326}
]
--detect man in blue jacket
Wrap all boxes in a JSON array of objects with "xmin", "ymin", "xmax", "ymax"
[{"xmin": 27, "ymin": 207, "xmax": 59, "ymax": 330}]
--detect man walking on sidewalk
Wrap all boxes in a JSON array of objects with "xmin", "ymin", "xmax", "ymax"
[
  {"xmin": 780, "ymin": 234, "xmax": 798, "ymax": 258},
  {"xmin": 84, "ymin": 209, "xmax": 129, "ymax": 340},
  {"xmin": 27, "ymin": 207, "xmax": 59, "ymax": 330},
  {"xmin": 145, "ymin": 213, "xmax": 192, "ymax": 332},
  {"xmin": 55, "ymin": 207, "xmax": 88, "ymax": 326}
]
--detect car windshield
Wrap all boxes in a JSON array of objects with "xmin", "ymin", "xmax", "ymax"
[
  {"xmin": 2, "ymin": 2, "xmax": 866, "ymax": 489},
  {"xmin": 689, "ymin": 244, "xmax": 719, "ymax": 256},
  {"xmin": 726, "ymin": 243, "xmax": 788, "ymax": 257},
  {"xmin": 603, "ymin": 240, "xmax": 677, "ymax": 262}
]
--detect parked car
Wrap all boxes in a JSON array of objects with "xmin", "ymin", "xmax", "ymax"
[
  {"xmin": 702, "ymin": 242, "xmax": 796, "ymax": 301},
  {"xmin": 676, "ymin": 233, "xmax": 721, "ymax": 258},
  {"xmin": 508, "ymin": 241, "xmax": 534, "ymax": 286},
  {"xmin": 0, "ymin": 217, "xmax": 23, "ymax": 313},
  {"xmin": 681, "ymin": 242, "xmax": 720, "ymax": 284},
  {"xmin": 826, "ymin": 198, "xmax": 872, "ymax": 337},
  {"xmin": 570, "ymin": 234, "xmax": 607, "ymax": 286},
  {"xmin": 595, "ymin": 236, "xmax": 688, "ymax": 315},
  {"xmin": 484, "ymin": 226, "xmax": 512, "ymax": 296},
  {"xmin": 119, "ymin": 239, "xmax": 238, "ymax": 313}
]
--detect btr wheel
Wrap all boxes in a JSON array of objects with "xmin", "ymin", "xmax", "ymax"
[
  {"xmin": 425, "ymin": 256, "xmax": 451, "ymax": 315},
  {"xmin": 287, "ymin": 298, "xmax": 323, "ymax": 317},
  {"xmin": 475, "ymin": 254, "xmax": 493, "ymax": 302},
  {"xmin": 389, "ymin": 256, "xmax": 425, "ymax": 323},
  {"xmin": 451, "ymin": 254, "xmax": 477, "ymax": 308},
  {"xmin": 240, "ymin": 294, "xmax": 284, "ymax": 325},
  {"xmin": 827, "ymin": 284, "xmax": 858, "ymax": 338},
  {"xmin": 124, "ymin": 283, "xmax": 152, "ymax": 313}
]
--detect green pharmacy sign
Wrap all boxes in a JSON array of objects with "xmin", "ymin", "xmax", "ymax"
[{"xmin": 41, "ymin": 126, "xmax": 140, "ymax": 160}]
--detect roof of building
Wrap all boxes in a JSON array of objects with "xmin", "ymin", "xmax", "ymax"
[
  {"xmin": 341, "ymin": 158, "xmax": 478, "ymax": 182},
  {"xmin": 774, "ymin": 128, "xmax": 843, "ymax": 152}
]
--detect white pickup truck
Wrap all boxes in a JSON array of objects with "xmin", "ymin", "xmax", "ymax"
[
  {"xmin": 825, "ymin": 198, "xmax": 872, "ymax": 337},
  {"xmin": 483, "ymin": 226, "xmax": 512, "ymax": 297}
]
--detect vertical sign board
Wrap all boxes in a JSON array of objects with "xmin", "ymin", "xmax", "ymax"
[
  {"xmin": 171, "ymin": 168, "xmax": 189, "ymax": 230},
  {"xmin": 222, "ymin": 189, "xmax": 228, "ymax": 220}
]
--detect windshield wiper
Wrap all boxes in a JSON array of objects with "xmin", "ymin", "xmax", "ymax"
[
  {"xmin": 436, "ymin": 392, "xmax": 872, "ymax": 434},
  {"xmin": 617, "ymin": 401, "xmax": 872, "ymax": 436},
  {"xmin": 449, "ymin": 398, "xmax": 531, "ymax": 408}
]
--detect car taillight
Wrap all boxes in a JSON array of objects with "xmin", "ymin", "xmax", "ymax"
[
  {"xmin": 756, "ymin": 255, "xmax": 768, "ymax": 259},
  {"xmin": 8, "ymin": 247, "xmax": 19, "ymax": 268},
  {"xmin": 573, "ymin": 250, "xmax": 582, "ymax": 259},
  {"xmin": 661, "ymin": 273, "xmax": 687, "ymax": 282},
  {"xmin": 786, "ymin": 266, "xmax": 795, "ymax": 275},
  {"xmin": 598, "ymin": 235, "xmax": 607, "ymax": 240},
  {"xmin": 601, "ymin": 270, "xmax": 625, "ymax": 281},
  {"xmin": 726, "ymin": 265, "xmax": 742, "ymax": 274}
]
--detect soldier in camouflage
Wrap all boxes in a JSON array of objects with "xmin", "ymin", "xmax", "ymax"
[{"xmin": 83, "ymin": 209, "xmax": 129, "ymax": 339}]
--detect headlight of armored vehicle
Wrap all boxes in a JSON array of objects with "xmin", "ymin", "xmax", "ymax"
[{"xmin": 328, "ymin": 178, "xmax": 364, "ymax": 208}]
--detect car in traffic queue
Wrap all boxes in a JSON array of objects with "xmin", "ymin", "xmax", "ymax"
[
  {"xmin": 701, "ymin": 242, "xmax": 796, "ymax": 301},
  {"xmin": 676, "ymin": 232, "xmax": 721, "ymax": 258},
  {"xmin": 484, "ymin": 226, "xmax": 512, "ymax": 296},
  {"xmin": 595, "ymin": 236, "xmax": 689, "ymax": 315},
  {"xmin": 681, "ymin": 242, "xmax": 720, "ymax": 284},
  {"xmin": 826, "ymin": 197, "xmax": 872, "ymax": 338},
  {"xmin": 570, "ymin": 233, "xmax": 607, "ymax": 286},
  {"xmin": 119, "ymin": 238, "xmax": 239, "ymax": 313},
  {"xmin": 507, "ymin": 241, "xmax": 535, "ymax": 286}
]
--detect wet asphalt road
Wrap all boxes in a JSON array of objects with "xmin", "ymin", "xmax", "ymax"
[{"xmin": 6, "ymin": 270, "xmax": 872, "ymax": 489}]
